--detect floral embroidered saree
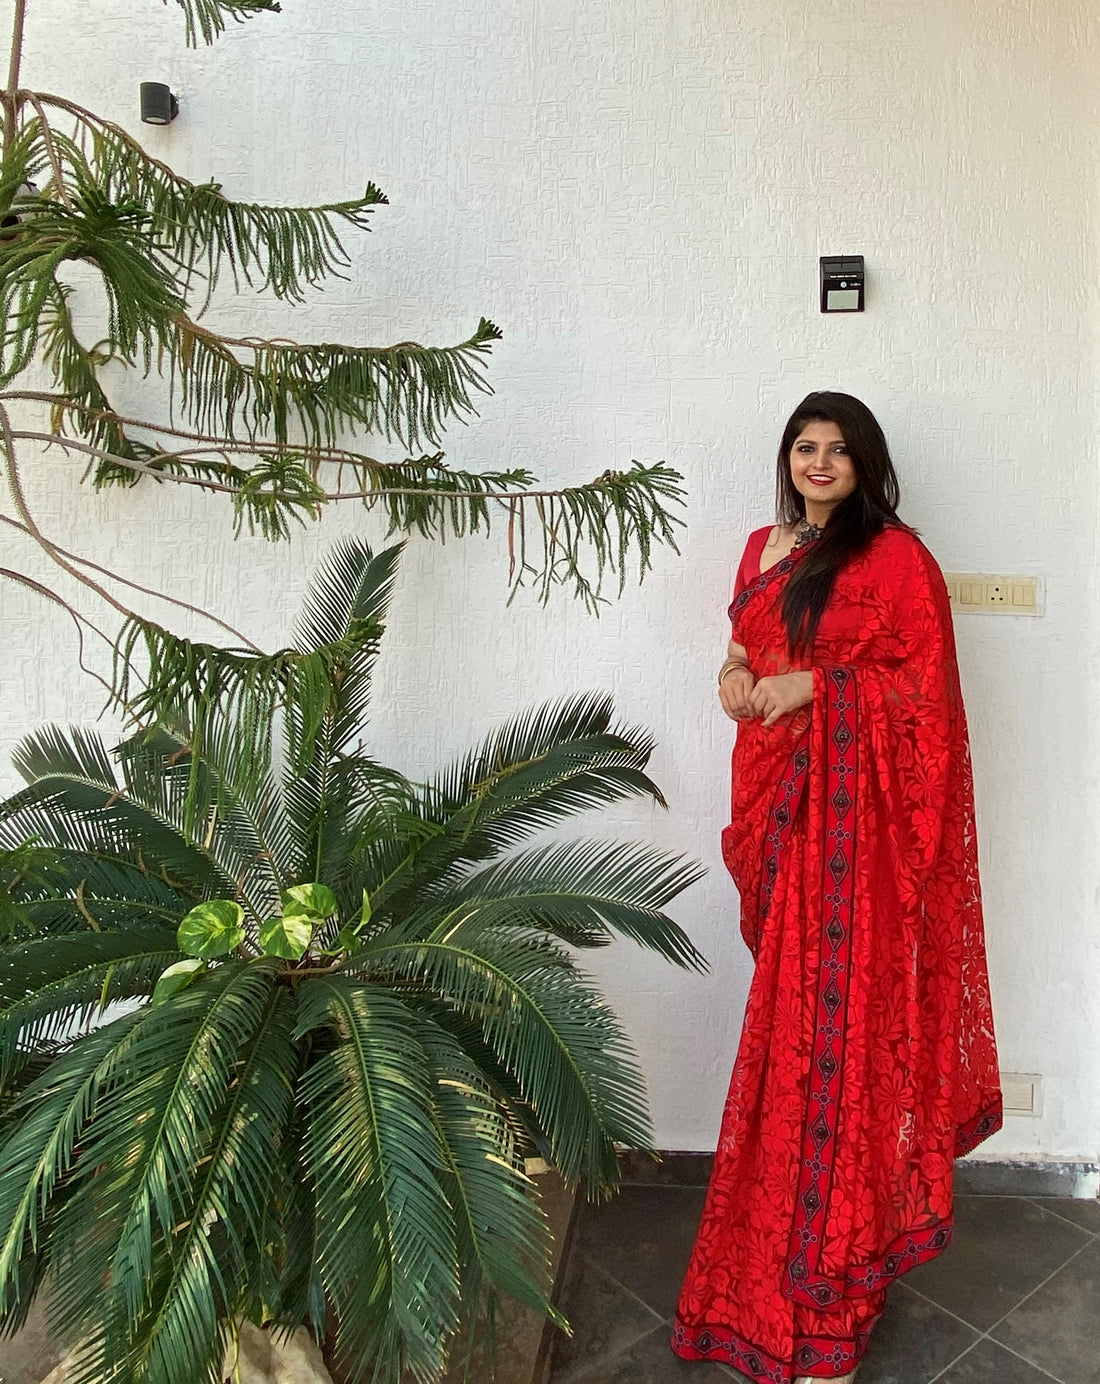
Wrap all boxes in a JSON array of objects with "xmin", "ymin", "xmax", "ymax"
[{"xmin": 672, "ymin": 523, "xmax": 1002, "ymax": 1381}]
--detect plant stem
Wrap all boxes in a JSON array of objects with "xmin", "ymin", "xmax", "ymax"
[
  {"xmin": 0, "ymin": 406, "xmax": 133, "ymax": 620},
  {"xmin": 3, "ymin": 0, "xmax": 28, "ymax": 154}
]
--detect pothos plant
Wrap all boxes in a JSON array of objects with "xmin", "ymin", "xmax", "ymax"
[{"xmin": 0, "ymin": 538, "xmax": 706, "ymax": 1384}]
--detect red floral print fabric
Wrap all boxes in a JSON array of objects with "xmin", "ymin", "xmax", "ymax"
[{"xmin": 672, "ymin": 524, "xmax": 1002, "ymax": 1381}]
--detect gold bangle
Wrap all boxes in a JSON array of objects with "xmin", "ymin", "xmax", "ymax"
[{"xmin": 718, "ymin": 660, "xmax": 749, "ymax": 688}]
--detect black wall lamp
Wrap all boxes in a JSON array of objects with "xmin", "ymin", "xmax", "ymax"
[
  {"xmin": 140, "ymin": 82, "xmax": 179, "ymax": 126},
  {"xmin": 820, "ymin": 255, "xmax": 865, "ymax": 313}
]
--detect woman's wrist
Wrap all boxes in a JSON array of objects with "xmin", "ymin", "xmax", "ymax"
[{"xmin": 718, "ymin": 658, "xmax": 750, "ymax": 687}]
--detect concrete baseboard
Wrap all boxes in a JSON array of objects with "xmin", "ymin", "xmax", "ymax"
[
  {"xmin": 615, "ymin": 1150, "xmax": 1100, "ymax": 1200},
  {"xmin": 953, "ymin": 1159, "xmax": 1100, "ymax": 1198}
]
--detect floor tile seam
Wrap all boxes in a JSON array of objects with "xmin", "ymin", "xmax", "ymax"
[
  {"xmin": 980, "ymin": 1231, "xmax": 1097, "ymax": 1336},
  {"xmin": 921, "ymin": 1337, "xmax": 986, "ymax": 1384},
  {"xmin": 1023, "ymin": 1195, "xmax": 1100, "ymax": 1235},
  {"xmin": 892, "ymin": 1279, "xmax": 986, "ymax": 1336},
  {"xmin": 979, "ymin": 1333, "xmax": 1071, "ymax": 1383},
  {"xmin": 549, "ymin": 1254, "xmax": 665, "ymax": 1384},
  {"xmin": 583, "ymin": 1255, "xmax": 670, "ymax": 1332},
  {"xmin": 550, "ymin": 1299, "xmax": 663, "ymax": 1384}
]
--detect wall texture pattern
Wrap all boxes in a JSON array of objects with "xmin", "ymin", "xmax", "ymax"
[{"xmin": 1, "ymin": 0, "xmax": 1098, "ymax": 1162}]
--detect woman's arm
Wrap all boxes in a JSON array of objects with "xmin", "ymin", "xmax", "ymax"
[{"xmin": 718, "ymin": 639, "xmax": 757, "ymax": 721}]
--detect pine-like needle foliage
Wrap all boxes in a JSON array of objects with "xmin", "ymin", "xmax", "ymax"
[
  {"xmin": 0, "ymin": 537, "xmax": 707, "ymax": 1384},
  {"xmin": 0, "ymin": 0, "xmax": 685, "ymax": 628}
]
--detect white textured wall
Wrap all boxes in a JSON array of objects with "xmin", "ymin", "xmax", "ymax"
[{"xmin": 2, "ymin": 0, "xmax": 1098, "ymax": 1162}]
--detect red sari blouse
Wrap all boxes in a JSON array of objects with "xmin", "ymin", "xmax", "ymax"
[{"xmin": 672, "ymin": 523, "xmax": 1002, "ymax": 1381}]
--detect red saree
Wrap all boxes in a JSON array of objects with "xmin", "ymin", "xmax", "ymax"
[{"xmin": 672, "ymin": 523, "xmax": 1002, "ymax": 1381}]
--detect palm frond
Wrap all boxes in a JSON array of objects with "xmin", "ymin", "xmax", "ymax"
[
  {"xmin": 265, "ymin": 1137, "xmax": 325, "ymax": 1336},
  {"xmin": 0, "ymin": 1008, "xmax": 146, "ymax": 1329},
  {"xmin": 44, "ymin": 963, "xmax": 275, "ymax": 1381},
  {"xmin": 125, "ymin": 986, "xmax": 297, "ymax": 1384},
  {"xmin": 418, "ymin": 1022, "xmax": 559, "ymax": 1327},
  {"xmin": 0, "ymin": 930, "xmax": 181, "ymax": 1093},
  {"xmin": 371, "ymin": 694, "xmax": 667, "ymax": 911},
  {"xmin": 423, "ymin": 839, "xmax": 706, "ymax": 969},
  {"xmin": 114, "ymin": 727, "xmax": 291, "ymax": 913},
  {"xmin": 282, "ymin": 539, "xmax": 404, "ymax": 880},
  {"xmin": 360, "ymin": 933, "xmax": 651, "ymax": 1191},
  {"xmin": 3, "ymin": 728, "xmax": 247, "ymax": 908},
  {"xmin": 296, "ymin": 976, "xmax": 459, "ymax": 1384}
]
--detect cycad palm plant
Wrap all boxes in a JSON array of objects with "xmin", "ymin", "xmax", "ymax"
[{"xmin": 0, "ymin": 538, "xmax": 705, "ymax": 1384}]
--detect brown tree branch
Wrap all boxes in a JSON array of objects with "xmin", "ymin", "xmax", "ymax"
[
  {"xmin": 0, "ymin": 565, "xmax": 116, "ymax": 697},
  {"xmin": 3, "ymin": 0, "xmax": 27, "ymax": 155},
  {"xmin": 22, "ymin": 92, "xmax": 75, "ymax": 210},
  {"xmin": 1, "ymin": 405, "xmax": 136, "ymax": 620},
  {"xmin": 0, "ymin": 512, "xmax": 261, "ymax": 650},
  {"xmin": 8, "ymin": 428, "xmax": 616, "ymax": 504}
]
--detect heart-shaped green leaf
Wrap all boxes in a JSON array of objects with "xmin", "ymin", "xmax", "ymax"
[
  {"xmin": 281, "ymin": 883, "xmax": 337, "ymax": 921},
  {"xmin": 177, "ymin": 900, "xmax": 245, "ymax": 958},
  {"xmin": 152, "ymin": 957, "xmax": 206, "ymax": 1005},
  {"xmin": 260, "ymin": 912, "xmax": 314, "ymax": 960}
]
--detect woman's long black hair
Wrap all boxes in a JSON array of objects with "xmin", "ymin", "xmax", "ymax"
[{"xmin": 776, "ymin": 392, "xmax": 906, "ymax": 656}]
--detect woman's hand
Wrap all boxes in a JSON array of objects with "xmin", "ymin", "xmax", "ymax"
[
  {"xmin": 747, "ymin": 671, "xmax": 814, "ymax": 728},
  {"xmin": 719, "ymin": 665, "xmax": 757, "ymax": 721}
]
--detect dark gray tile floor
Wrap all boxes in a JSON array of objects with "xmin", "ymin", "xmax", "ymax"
[{"xmin": 548, "ymin": 1186, "xmax": 1100, "ymax": 1384}]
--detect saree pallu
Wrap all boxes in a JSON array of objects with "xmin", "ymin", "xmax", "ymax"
[{"xmin": 672, "ymin": 524, "xmax": 1002, "ymax": 1382}]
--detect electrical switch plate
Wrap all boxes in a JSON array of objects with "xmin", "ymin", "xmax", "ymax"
[
  {"xmin": 943, "ymin": 573, "xmax": 1042, "ymax": 616},
  {"xmin": 1000, "ymin": 1072, "xmax": 1043, "ymax": 1117}
]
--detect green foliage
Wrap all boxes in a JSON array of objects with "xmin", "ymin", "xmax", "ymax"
[
  {"xmin": 168, "ymin": 0, "xmax": 283, "ymax": 48},
  {"xmin": 258, "ymin": 912, "xmax": 313, "ymax": 960},
  {"xmin": 0, "ymin": 0, "xmax": 685, "ymax": 628},
  {"xmin": 177, "ymin": 899, "xmax": 245, "ymax": 957},
  {"xmin": 0, "ymin": 538, "xmax": 706, "ymax": 1384}
]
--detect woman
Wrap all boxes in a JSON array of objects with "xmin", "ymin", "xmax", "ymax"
[{"xmin": 671, "ymin": 393, "xmax": 1002, "ymax": 1383}]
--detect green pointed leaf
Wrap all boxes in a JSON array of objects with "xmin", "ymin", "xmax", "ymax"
[
  {"xmin": 177, "ymin": 900, "xmax": 245, "ymax": 957},
  {"xmin": 281, "ymin": 883, "xmax": 337, "ymax": 920},
  {"xmin": 152, "ymin": 958, "xmax": 206, "ymax": 1005},
  {"xmin": 259, "ymin": 913, "xmax": 313, "ymax": 960},
  {"xmin": 358, "ymin": 888, "xmax": 372, "ymax": 931},
  {"xmin": 336, "ymin": 927, "xmax": 362, "ymax": 956}
]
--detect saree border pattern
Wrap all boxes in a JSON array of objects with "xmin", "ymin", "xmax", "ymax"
[
  {"xmin": 784, "ymin": 665, "xmax": 858, "ymax": 1309},
  {"xmin": 671, "ymin": 1313, "xmax": 881, "ymax": 1384},
  {"xmin": 741, "ymin": 735, "xmax": 810, "ymax": 957}
]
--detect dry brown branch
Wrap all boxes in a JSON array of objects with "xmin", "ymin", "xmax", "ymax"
[
  {"xmin": 0, "ymin": 564, "xmax": 115, "ymax": 696},
  {"xmin": 0, "ymin": 512, "xmax": 260, "ymax": 650}
]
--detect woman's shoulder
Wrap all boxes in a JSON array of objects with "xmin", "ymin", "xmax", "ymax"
[
  {"xmin": 738, "ymin": 524, "xmax": 776, "ymax": 562},
  {"xmin": 863, "ymin": 523, "xmax": 947, "ymax": 587},
  {"xmin": 747, "ymin": 522, "xmax": 779, "ymax": 544}
]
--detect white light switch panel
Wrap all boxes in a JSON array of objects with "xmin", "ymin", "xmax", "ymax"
[
  {"xmin": 1000, "ymin": 1072, "xmax": 1043, "ymax": 1117},
  {"xmin": 943, "ymin": 573, "xmax": 1042, "ymax": 616}
]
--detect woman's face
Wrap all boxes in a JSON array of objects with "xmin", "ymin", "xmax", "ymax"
[{"xmin": 788, "ymin": 420, "xmax": 858, "ymax": 518}]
